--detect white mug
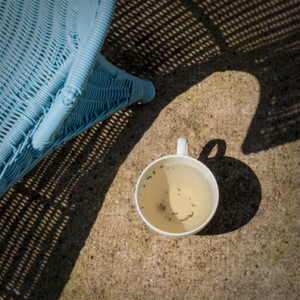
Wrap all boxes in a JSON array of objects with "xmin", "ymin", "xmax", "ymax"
[{"xmin": 135, "ymin": 138, "xmax": 219, "ymax": 237}]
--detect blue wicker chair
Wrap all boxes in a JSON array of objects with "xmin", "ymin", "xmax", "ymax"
[{"xmin": 0, "ymin": 0, "xmax": 155, "ymax": 197}]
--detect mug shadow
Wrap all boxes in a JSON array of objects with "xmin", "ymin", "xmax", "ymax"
[{"xmin": 197, "ymin": 140, "xmax": 262, "ymax": 235}]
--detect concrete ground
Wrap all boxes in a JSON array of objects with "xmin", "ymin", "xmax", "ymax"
[{"xmin": 0, "ymin": 0, "xmax": 299, "ymax": 299}]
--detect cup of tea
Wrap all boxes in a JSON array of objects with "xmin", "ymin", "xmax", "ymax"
[{"xmin": 135, "ymin": 138, "xmax": 219, "ymax": 237}]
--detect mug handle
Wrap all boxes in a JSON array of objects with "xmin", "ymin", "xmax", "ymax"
[{"xmin": 177, "ymin": 138, "xmax": 188, "ymax": 156}]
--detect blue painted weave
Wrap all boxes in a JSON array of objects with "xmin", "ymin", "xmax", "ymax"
[{"xmin": 0, "ymin": 0, "xmax": 155, "ymax": 197}]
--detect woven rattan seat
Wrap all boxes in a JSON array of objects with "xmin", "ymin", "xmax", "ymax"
[{"xmin": 0, "ymin": 0, "xmax": 155, "ymax": 197}]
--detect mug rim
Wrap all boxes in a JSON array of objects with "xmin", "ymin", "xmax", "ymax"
[{"xmin": 135, "ymin": 155, "xmax": 219, "ymax": 237}]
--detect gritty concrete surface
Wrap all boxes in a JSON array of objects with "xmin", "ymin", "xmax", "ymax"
[
  {"xmin": 58, "ymin": 72, "xmax": 299, "ymax": 300},
  {"xmin": 0, "ymin": 0, "xmax": 299, "ymax": 299}
]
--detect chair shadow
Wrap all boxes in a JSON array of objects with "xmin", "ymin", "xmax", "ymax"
[
  {"xmin": 0, "ymin": 0, "xmax": 299, "ymax": 299},
  {"xmin": 197, "ymin": 140, "xmax": 262, "ymax": 235},
  {"xmin": 104, "ymin": 0, "xmax": 300, "ymax": 154}
]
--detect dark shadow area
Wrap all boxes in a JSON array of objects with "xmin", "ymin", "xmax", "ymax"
[
  {"xmin": 104, "ymin": 0, "xmax": 300, "ymax": 153},
  {"xmin": 0, "ymin": 114, "xmax": 132, "ymax": 299},
  {"xmin": 197, "ymin": 140, "xmax": 262, "ymax": 235},
  {"xmin": 0, "ymin": 0, "xmax": 299, "ymax": 299},
  {"xmin": 242, "ymin": 57, "xmax": 300, "ymax": 153}
]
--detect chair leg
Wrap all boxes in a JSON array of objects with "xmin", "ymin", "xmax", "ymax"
[
  {"xmin": 32, "ymin": 55, "xmax": 155, "ymax": 150},
  {"xmin": 0, "ymin": 55, "xmax": 155, "ymax": 198},
  {"xmin": 95, "ymin": 55, "xmax": 155, "ymax": 104}
]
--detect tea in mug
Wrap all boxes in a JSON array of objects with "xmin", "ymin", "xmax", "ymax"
[{"xmin": 140, "ymin": 163, "xmax": 214, "ymax": 233}]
